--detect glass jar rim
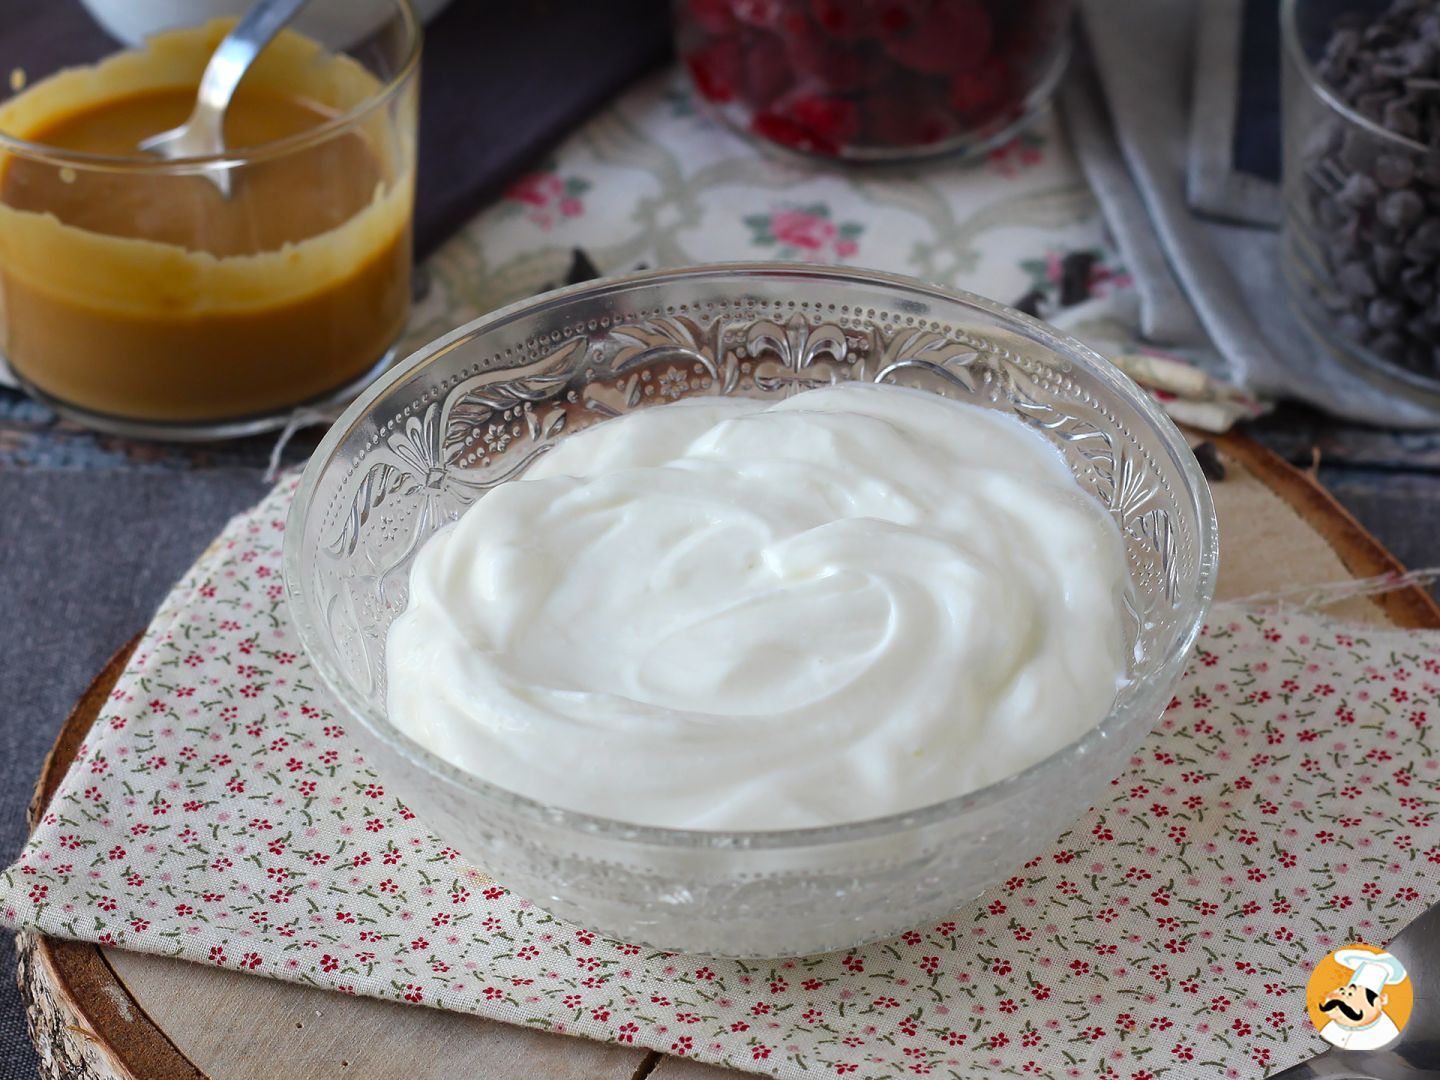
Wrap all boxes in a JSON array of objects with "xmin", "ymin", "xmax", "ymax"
[
  {"xmin": 1280, "ymin": 0, "xmax": 1430, "ymax": 156},
  {"xmin": 0, "ymin": 0, "xmax": 421, "ymax": 172}
]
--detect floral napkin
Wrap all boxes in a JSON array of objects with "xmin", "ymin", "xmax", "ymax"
[
  {"xmin": 4, "ymin": 476, "xmax": 1439, "ymax": 1080},
  {"xmin": 407, "ymin": 72, "xmax": 1262, "ymax": 437}
]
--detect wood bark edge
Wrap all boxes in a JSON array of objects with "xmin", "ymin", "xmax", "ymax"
[{"xmin": 1214, "ymin": 435, "xmax": 1440, "ymax": 630}]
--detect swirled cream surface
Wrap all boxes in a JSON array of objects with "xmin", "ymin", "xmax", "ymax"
[{"xmin": 386, "ymin": 383, "xmax": 1128, "ymax": 830}]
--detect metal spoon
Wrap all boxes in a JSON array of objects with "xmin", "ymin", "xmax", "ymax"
[
  {"xmin": 137, "ymin": 0, "xmax": 311, "ymax": 196},
  {"xmin": 1268, "ymin": 899, "xmax": 1440, "ymax": 1079}
]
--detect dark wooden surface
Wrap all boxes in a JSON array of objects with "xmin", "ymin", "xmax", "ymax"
[{"xmin": 1245, "ymin": 403, "xmax": 1440, "ymax": 587}]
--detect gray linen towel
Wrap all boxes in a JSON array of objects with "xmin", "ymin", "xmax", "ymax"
[
  {"xmin": 1064, "ymin": 52, "xmax": 1209, "ymax": 345},
  {"xmin": 1065, "ymin": 0, "xmax": 1440, "ymax": 427}
]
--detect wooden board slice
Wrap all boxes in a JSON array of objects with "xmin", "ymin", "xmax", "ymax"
[{"xmin": 18, "ymin": 436, "xmax": 1440, "ymax": 1079}]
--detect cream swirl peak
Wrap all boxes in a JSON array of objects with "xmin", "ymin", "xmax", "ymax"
[{"xmin": 385, "ymin": 383, "xmax": 1129, "ymax": 831}]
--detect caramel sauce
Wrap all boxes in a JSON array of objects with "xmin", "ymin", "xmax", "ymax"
[{"xmin": 0, "ymin": 23, "xmax": 413, "ymax": 423}]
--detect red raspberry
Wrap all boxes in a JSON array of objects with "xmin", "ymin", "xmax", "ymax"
[
  {"xmin": 686, "ymin": 0, "xmax": 739, "ymax": 34},
  {"xmin": 881, "ymin": 0, "xmax": 993, "ymax": 76},
  {"xmin": 876, "ymin": 0, "xmax": 924, "ymax": 35},
  {"xmin": 730, "ymin": 0, "xmax": 786, "ymax": 28},
  {"xmin": 809, "ymin": 0, "xmax": 874, "ymax": 41},
  {"xmin": 752, "ymin": 93, "xmax": 858, "ymax": 156},
  {"xmin": 861, "ymin": 87, "xmax": 958, "ymax": 148},
  {"xmin": 685, "ymin": 39, "xmax": 741, "ymax": 103},
  {"xmin": 686, "ymin": 32, "xmax": 793, "ymax": 110},
  {"xmin": 782, "ymin": 14, "xmax": 886, "ymax": 92},
  {"xmin": 950, "ymin": 56, "xmax": 1017, "ymax": 125},
  {"xmin": 737, "ymin": 31, "xmax": 795, "ymax": 110}
]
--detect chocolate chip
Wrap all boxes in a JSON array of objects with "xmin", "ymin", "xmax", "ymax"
[
  {"xmin": 1407, "ymin": 314, "xmax": 1433, "ymax": 339},
  {"xmin": 1337, "ymin": 215, "xmax": 1364, "ymax": 250},
  {"xmin": 1058, "ymin": 251, "xmax": 1096, "ymax": 307},
  {"xmin": 1399, "ymin": 41, "xmax": 1436, "ymax": 74},
  {"xmin": 1372, "ymin": 62, "xmax": 1412, "ymax": 82},
  {"xmin": 1375, "ymin": 154, "xmax": 1416, "ymax": 188},
  {"xmin": 1342, "ymin": 73, "xmax": 1371, "ymax": 101},
  {"xmin": 1337, "ymin": 172, "xmax": 1379, "ymax": 208},
  {"xmin": 1012, "ymin": 288, "xmax": 1045, "ymax": 318},
  {"xmin": 1385, "ymin": 99, "xmax": 1422, "ymax": 139},
  {"xmin": 1330, "ymin": 28, "xmax": 1361, "ymax": 66},
  {"xmin": 564, "ymin": 248, "xmax": 601, "ymax": 285},
  {"xmin": 1404, "ymin": 239, "xmax": 1435, "ymax": 262},
  {"xmin": 1191, "ymin": 441, "xmax": 1225, "ymax": 482},
  {"xmin": 1339, "ymin": 131, "xmax": 1379, "ymax": 172},
  {"xmin": 1369, "ymin": 297, "xmax": 1407, "ymax": 330},
  {"xmin": 1374, "ymin": 244, "xmax": 1405, "ymax": 285},
  {"xmin": 1357, "ymin": 90, "xmax": 1392, "ymax": 122},
  {"xmin": 1374, "ymin": 331, "xmax": 1407, "ymax": 359},
  {"xmin": 1412, "ymin": 218, "xmax": 1440, "ymax": 253},
  {"xmin": 1338, "ymin": 261, "xmax": 1379, "ymax": 298},
  {"xmin": 1379, "ymin": 188, "xmax": 1425, "ymax": 228},
  {"xmin": 1402, "ymin": 265, "xmax": 1436, "ymax": 304}
]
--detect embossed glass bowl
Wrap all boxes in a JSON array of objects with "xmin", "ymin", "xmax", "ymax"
[{"xmin": 284, "ymin": 264, "xmax": 1218, "ymax": 958}]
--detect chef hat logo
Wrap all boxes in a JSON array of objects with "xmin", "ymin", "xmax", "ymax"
[
  {"xmin": 1305, "ymin": 943, "xmax": 1413, "ymax": 1052},
  {"xmin": 1337, "ymin": 951, "xmax": 1405, "ymax": 995}
]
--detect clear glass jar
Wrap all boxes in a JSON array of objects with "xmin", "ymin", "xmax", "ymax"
[
  {"xmin": 674, "ymin": 0, "xmax": 1073, "ymax": 162},
  {"xmin": 0, "ymin": 0, "xmax": 420, "ymax": 439},
  {"xmin": 1281, "ymin": 0, "xmax": 1440, "ymax": 394}
]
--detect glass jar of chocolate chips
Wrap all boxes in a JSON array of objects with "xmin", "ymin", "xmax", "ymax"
[{"xmin": 1283, "ymin": 0, "xmax": 1440, "ymax": 390}]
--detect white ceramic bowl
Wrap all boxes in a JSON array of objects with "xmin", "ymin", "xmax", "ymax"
[{"xmin": 78, "ymin": 0, "xmax": 450, "ymax": 48}]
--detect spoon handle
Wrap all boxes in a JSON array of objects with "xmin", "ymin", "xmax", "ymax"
[{"xmin": 191, "ymin": 0, "xmax": 312, "ymax": 142}]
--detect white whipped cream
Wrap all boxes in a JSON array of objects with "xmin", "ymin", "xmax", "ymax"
[{"xmin": 385, "ymin": 383, "xmax": 1128, "ymax": 830}]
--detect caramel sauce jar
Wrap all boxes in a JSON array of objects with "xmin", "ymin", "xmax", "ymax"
[{"xmin": 0, "ymin": 6, "xmax": 419, "ymax": 437}]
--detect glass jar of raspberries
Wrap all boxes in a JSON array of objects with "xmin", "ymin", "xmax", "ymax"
[{"xmin": 675, "ymin": 0, "xmax": 1074, "ymax": 161}]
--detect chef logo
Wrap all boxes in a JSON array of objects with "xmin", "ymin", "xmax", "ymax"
[{"xmin": 1306, "ymin": 944, "xmax": 1412, "ymax": 1051}]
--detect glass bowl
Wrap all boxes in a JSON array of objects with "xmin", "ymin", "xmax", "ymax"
[{"xmin": 284, "ymin": 263, "xmax": 1219, "ymax": 958}]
